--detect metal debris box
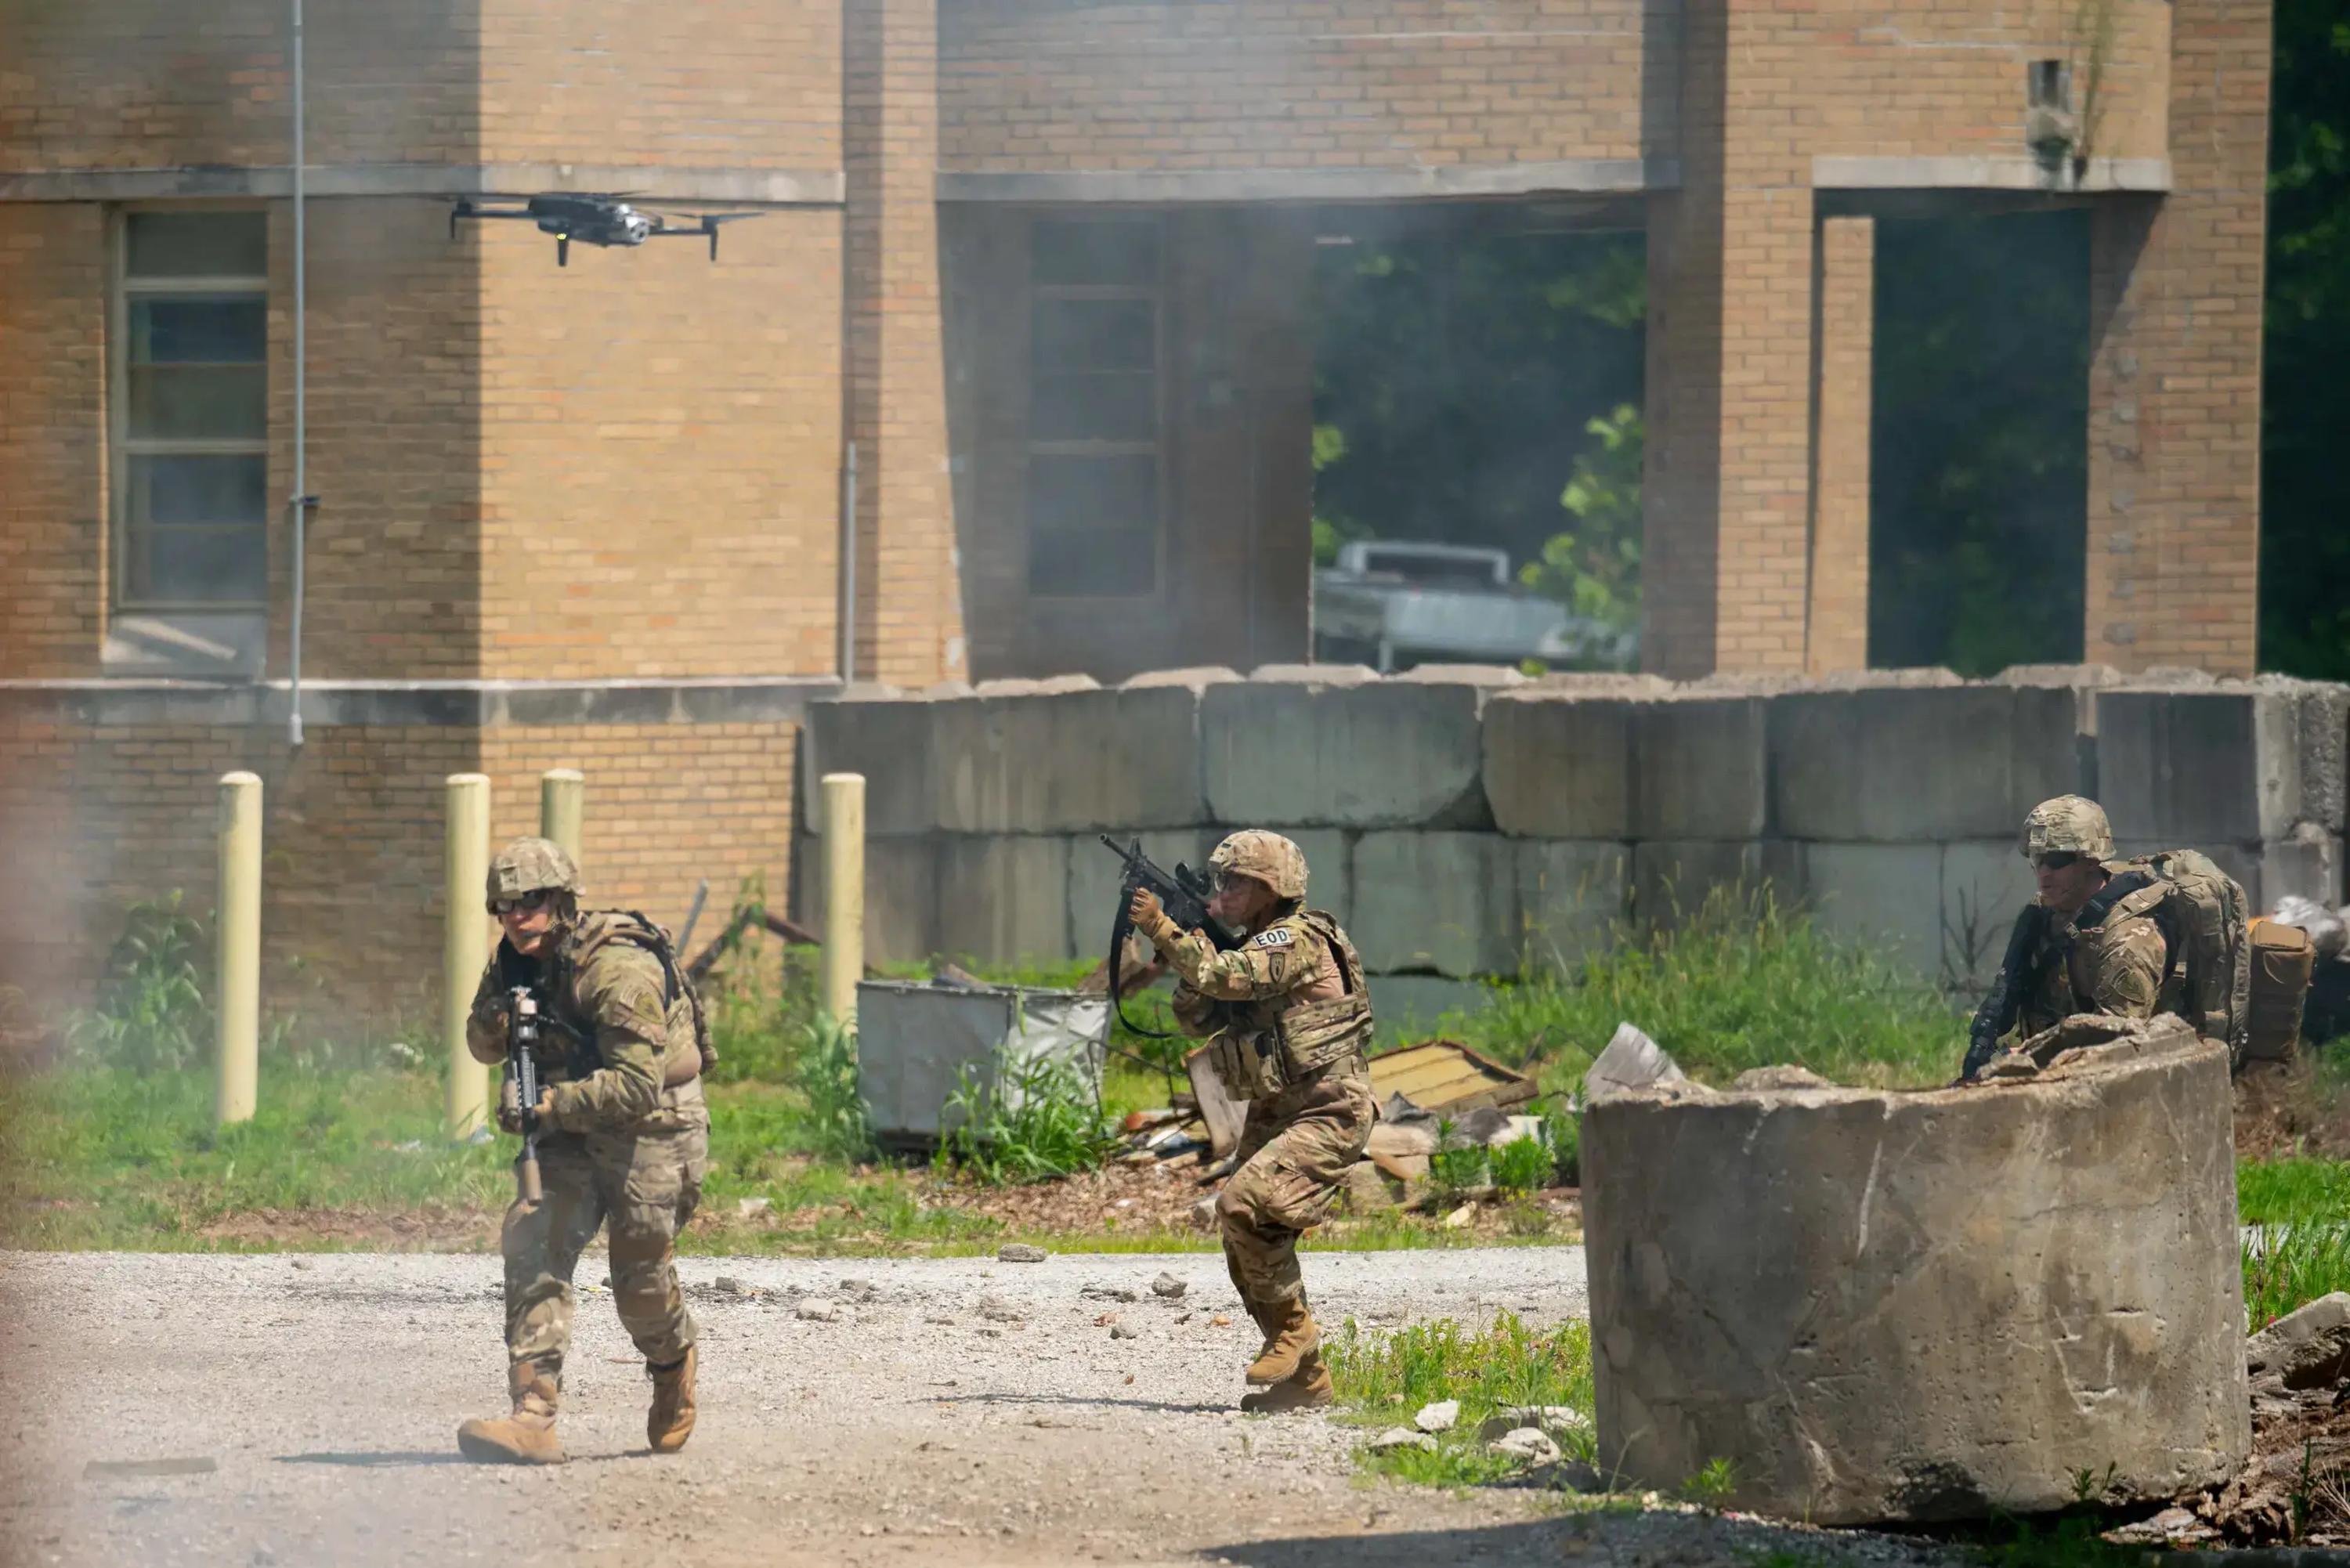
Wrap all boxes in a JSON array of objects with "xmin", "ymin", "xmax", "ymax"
[{"xmin": 853, "ymin": 979, "xmax": 1108, "ymax": 1151}]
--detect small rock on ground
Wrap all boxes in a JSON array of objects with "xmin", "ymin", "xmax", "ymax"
[
  {"xmin": 794, "ymin": 1300, "xmax": 840, "ymax": 1323},
  {"xmin": 1371, "ymin": 1428, "xmax": 1437, "ymax": 1453},
  {"xmin": 1151, "ymin": 1272, "xmax": 1188, "ymax": 1299},
  {"xmin": 998, "ymin": 1243, "xmax": 1049, "ymax": 1263},
  {"xmin": 1415, "ymin": 1400, "xmax": 1459, "ymax": 1433},
  {"xmin": 978, "ymin": 1295, "xmax": 1025, "ymax": 1324},
  {"xmin": 1488, "ymin": 1427, "xmax": 1562, "ymax": 1465},
  {"xmin": 1110, "ymin": 1324, "xmax": 1141, "ymax": 1341}
]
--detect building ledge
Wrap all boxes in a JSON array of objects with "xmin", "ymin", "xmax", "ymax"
[
  {"xmin": 1812, "ymin": 154, "xmax": 2172, "ymax": 194},
  {"xmin": 0, "ymin": 163, "xmax": 845, "ymax": 206},
  {"xmin": 0, "ymin": 675, "xmax": 841, "ymax": 728},
  {"xmin": 938, "ymin": 158, "xmax": 1676, "ymax": 205}
]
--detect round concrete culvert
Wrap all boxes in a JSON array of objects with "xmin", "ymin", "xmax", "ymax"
[{"xmin": 1581, "ymin": 1013, "xmax": 2249, "ymax": 1525}]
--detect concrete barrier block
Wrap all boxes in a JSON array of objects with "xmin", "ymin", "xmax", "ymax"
[
  {"xmin": 799, "ymin": 691, "xmax": 940, "ymax": 836},
  {"xmin": 1630, "ymin": 840, "xmax": 1805, "ymax": 929},
  {"xmin": 1772, "ymin": 685, "xmax": 2085, "ymax": 842},
  {"xmin": 2097, "ymin": 686, "xmax": 2327, "ymax": 844},
  {"xmin": 1585, "ymin": 1023, "xmax": 2248, "ymax": 1522},
  {"xmin": 1350, "ymin": 832, "xmax": 1520, "ymax": 977},
  {"xmin": 935, "ymin": 681, "xmax": 1211, "ymax": 834},
  {"xmin": 789, "ymin": 833, "xmax": 940, "ymax": 969},
  {"xmin": 1202, "ymin": 673, "xmax": 1493, "ymax": 829},
  {"xmin": 2254, "ymin": 826, "xmax": 2345, "ymax": 912},
  {"xmin": 1803, "ymin": 842, "xmax": 1944, "ymax": 977},
  {"xmin": 1481, "ymin": 692, "xmax": 1636, "ymax": 839},
  {"xmin": 1282, "ymin": 828, "xmax": 1355, "ymax": 927},
  {"xmin": 1065, "ymin": 829, "xmax": 1217, "ymax": 963},
  {"xmin": 1516, "ymin": 841, "xmax": 1629, "ymax": 974},
  {"xmin": 1631, "ymin": 696, "xmax": 1767, "ymax": 840},
  {"xmin": 2269, "ymin": 678, "xmax": 2349, "ymax": 831},
  {"xmin": 1940, "ymin": 841, "xmax": 2038, "ymax": 990},
  {"xmin": 1368, "ymin": 974, "xmax": 1500, "ymax": 1040},
  {"xmin": 935, "ymin": 836, "xmax": 1076, "ymax": 968}
]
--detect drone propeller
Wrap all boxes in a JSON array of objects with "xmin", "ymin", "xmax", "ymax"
[{"xmin": 645, "ymin": 210, "xmax": 767, "ymax": 260}]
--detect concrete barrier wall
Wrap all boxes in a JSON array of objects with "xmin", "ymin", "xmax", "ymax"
[{"xmin": 797, "ymin": 666, "xmax": 2350, "ymax": 987}]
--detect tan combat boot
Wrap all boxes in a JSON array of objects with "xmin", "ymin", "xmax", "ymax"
[
  {"xmin": 1244, "ymin": 1296, "xmax": 1320, "ymax": 1386},
  {"xmin": 646, "ymin": 1346, "xmax": 697, "ymax": 1454},
  {"xmin": 456, "ymin": 1361, "xmax": 563, "ymax": 1465},
  {"xmin": 1240, "ymin": 1346, "xmax": 1334, "ymax": 1414}
]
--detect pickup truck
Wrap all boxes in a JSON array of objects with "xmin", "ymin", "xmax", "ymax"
[{"xmin": 1311, "ymin": 540, "xmax": 1633, "ymax": 672}]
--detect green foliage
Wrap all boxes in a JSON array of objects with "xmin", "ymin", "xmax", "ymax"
[
  {"xmin": 1517, "ymin": 405, "xmax": 1643, "ymax": 663},
  {"xmin": 1681, "ymin": 1456, "xmax": 1740, "ymax": 1506},
  {"xmin": 2261, "ymin": 0, "xmax": 2350, "ymax": 677},
  {"xmin": 66, "ymin": 894, "xmax": 214, "ymax": 1075},
  {"xmin": 1428, "ymin": 1136, "xmax": 1490, "ymax": 1202},
  {"xmin": 2238, "ymin": 1158, "xmax": 2350, "ymax": 1226},
  {"xmin": 1489, "ymin": 1136, "xmax": 1553, "ymax": 1197},
  {"xmin": 936, "ymin": 1051, "xmax": 1115, "ymax": 1187},
  {"xmin": 1967, "ymin": 1516, "xmax": 2146, "ymax": 1568},
  {"xmin": 1455, "ymin": 883, "xmax": 1966, "ymax": 1093},
  {"xmin": 1329, "ymin": 1313, "xmax": 1595, "ymax": 1486},
  {"xmin": 2244, "ymin": 1223, "xmax": 2350, "ymax": 1330},
  {"xmin": 790, "ymin": 1013, "xmax": 874, "ymax": 1165},
  {"xmin": 1327, "ymin": 1311, "xmax": 1593, "ymax": 1425},
  {"xmin": 1311, "ymin": 226, "xmax": 1646, "ymax": 587}
]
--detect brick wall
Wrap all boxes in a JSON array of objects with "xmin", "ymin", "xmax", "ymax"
[
  {"xmin": 2083, "ymin": 0, "xmax": 2269, "ymax": 676},
  {"xmin": 0, "ymin": 0, "xmax": 480, "ymax": 172},
  {"xmin": 1807, "ymin": 215, "xmax": 1872, "ymax": 675},
  {"xmin": 472, "ymin": 211, "xmax": 843, "ymax": 680},
  {"xmin": 845, "ymin": 0, "xmax": 967, "ymax": 688},
  {"xmin": 940, "ymin": 0, "xmax": 1668, "ymax": 173},
  {"xmin": 478, "ymin": 724, "xmax": 800, "ymax": 939},
  {"xmin": 476, "ymin": 0, "xmax": 839, "ymax": 172},
  {"xmin": 0, "ymin": 204, "xmax": 106, "ymax": 679}
]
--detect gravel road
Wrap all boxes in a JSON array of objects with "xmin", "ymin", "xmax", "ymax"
[{"xmin": 0, "ymin": 1246, "xmax": 1958, "ymax": 1568}]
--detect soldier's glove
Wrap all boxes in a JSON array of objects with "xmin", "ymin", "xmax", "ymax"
[
  {"xmin": 1127, "ymin": 887, "xmax": 1181, "ymax": 953},
  {"xmin": 497, "ymin": 1087, "xmax": 555, "ymax": 1136}
]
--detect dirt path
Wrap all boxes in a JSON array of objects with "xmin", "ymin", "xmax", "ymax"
[{"xmin": 0, "ymin": 1248, "xmax": 1957, "ymax": 1568}]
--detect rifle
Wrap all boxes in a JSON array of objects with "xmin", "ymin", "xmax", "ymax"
[
  {"xmin": 1961, "ymin": 904, "xmax": 2049, "ymax": 1080},
  {"xmin": 504, "ymin": 985, "xmax": 546, "ymax": 1206},
  {"xmin": 1097, "ymin": 836, "xmax": 1243, "ymax": 1042}
]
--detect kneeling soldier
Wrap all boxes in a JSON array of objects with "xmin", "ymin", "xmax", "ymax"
[
  {"xmin": 456, "ymin": 836, "xmax": 711, "ymax": 1464},
  {"xmin": 1128, "ymin": 830, "xmax": 1376, "ymax": 1412}
]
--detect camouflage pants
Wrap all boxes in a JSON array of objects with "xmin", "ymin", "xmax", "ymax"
[
  {"xmin": 1218, "ymin": 1057, "xmax": 1376, "ymax": 1306},
  {"xmin": 500, "ymin": 1113, "xmax": 708, "ymax": 1382}
]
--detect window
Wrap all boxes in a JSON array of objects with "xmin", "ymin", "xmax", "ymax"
[
  {"xmin": 1025, "ymin": 215, "xmax": 1162, "ymax": 598},
  {"xmin": 114, "ymin": 211, "xmax": 269, "ymax": 608}
]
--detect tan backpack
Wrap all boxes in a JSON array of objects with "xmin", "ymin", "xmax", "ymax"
[
  {"xmin": 2073, "ymin": 850, "xmax": 2251, "ymax": 1067},
  {"xmin": 2244, "ymin": 917, "xmax": 2316, "ymax": 1064}
]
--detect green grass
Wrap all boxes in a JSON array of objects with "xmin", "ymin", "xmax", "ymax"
[
  {"xmin": 1395, "ymin": 886, "xmax": 1969, "ymax": 1097},
  {"xmin": 2238, "ymin": 1157, "xmax": 2350, "ymax": 1226},
  {"xmin": 2244, "ymin": 1222, "xmax": 2350, "ymax": 1330},
  {"xmin": 1325, "ymin": 1311, "xmax": 1596, "ymax": 1487}
]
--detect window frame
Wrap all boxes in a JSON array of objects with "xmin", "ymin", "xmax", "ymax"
[
  {"xmin": 109, "ymin": 204, "xmax": 271, "ymax": 614},
  {"xmin": 1021, "ymin": 212, "xmax": 1169, "ymax": 604}
]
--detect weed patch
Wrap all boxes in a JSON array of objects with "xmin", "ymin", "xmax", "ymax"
[
  {"xmin": 2245, "ymin": 1223, "xmax": 2350, "ymax": 1330},
  {"xmin": 1430, "ymin": 886, "xmax": 1968, "ymax": 1094},
  {"xmin": 936, "ymin": 1051, "xmax": 1116, "ymax": 1186},
  {"xmin": 1327, "ymin": 1312, "xmax": 1595, "ymax": 1485}
]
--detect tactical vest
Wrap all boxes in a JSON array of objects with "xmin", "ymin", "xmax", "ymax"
[
  {"xmin": 1269, "ymin": 910, "xmax": 1374, "ymax": 1080},
  {"xmin": 554, "ymin": 909, "xmax": 717, "ymax": 1087},
  {"xmin": 2074, "ymin": 851, "xmax": 2251, "ymax": 1066}
]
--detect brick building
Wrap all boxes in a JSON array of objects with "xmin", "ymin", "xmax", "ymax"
[{"xmin": 0, "ymin": 0, "xmax": 2271, "ymax": 1018}]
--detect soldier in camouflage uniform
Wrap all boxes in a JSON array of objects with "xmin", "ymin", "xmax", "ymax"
[
  {"xmin": 2010, "ymin": 796, "xmax": 2169, "ymax": 1038},
  {"xmin": 455, "ymin": 838, "xmax": 710, "ymax": 1465},
  {"xmin": 1128, "ymin": 831, "xmax": 1376, "ymax": 1413}
]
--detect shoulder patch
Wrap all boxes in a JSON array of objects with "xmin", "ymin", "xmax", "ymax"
[{"xmin": 1252, "ymin": 927, "xmax": 1296, "ymax": 949}]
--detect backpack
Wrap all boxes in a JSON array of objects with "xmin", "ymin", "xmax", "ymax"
[
  {"xmin": 2073, "ymin": 851, "xmax": 2251, "ymax": 1068},
  {"xmin": 2244, "ymin": 917, "xmax": 2316, "ymax": 1064},
  {"xmin": 566, "ymin": 909, "xmax": 719, "ymax": 1086}
]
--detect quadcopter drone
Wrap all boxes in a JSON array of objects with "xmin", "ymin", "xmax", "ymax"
[{"xmin": 448, "ymin": 193, "xmax": 764, "ymax": 266}]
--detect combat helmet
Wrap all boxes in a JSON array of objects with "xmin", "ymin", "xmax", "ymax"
[
  {"xmin": 2019, "ymin": 796, "xmax": 2114, "ymax": 863},
  {"xmin": 486, "ymin": 836, "xmax": 582, "ymax": 911},
  {"xmin": 1209, "ymin": 830, "xmax": 1307, "ymax": 903}
]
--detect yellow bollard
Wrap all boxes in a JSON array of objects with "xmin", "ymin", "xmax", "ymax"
[
  {"xmin": 444, "ymin": 772, "xmax": 493, "ymax": 1138},
  {"xmin": 538, "ymin": 768, "xmax": 584, "ymax": 864},
  {"xmin": 821, "ymin": 772, "xmax": 866, "ymax": 1028},
  {"xmin": 214, "ymin": 771, "xmax": 262, "ymax": 1126}
]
